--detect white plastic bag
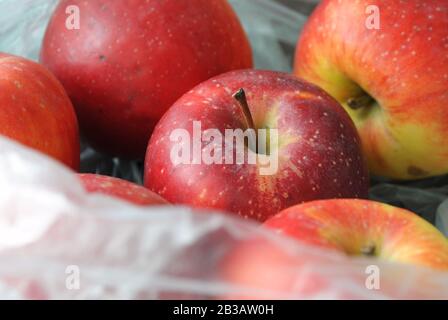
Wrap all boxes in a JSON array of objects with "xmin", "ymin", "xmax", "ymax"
[
  {"xmin": 0, "ymin": 0, "xmax": 447, "ymax": 299},
  {"xmin": 0, "ymin": 136, "xmax": 448, "ymax": 299}
]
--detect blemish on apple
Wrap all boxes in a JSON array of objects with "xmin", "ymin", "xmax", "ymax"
[{"xmin": 407, "ymin": 165, "xmax": 428, "ymax": 177}]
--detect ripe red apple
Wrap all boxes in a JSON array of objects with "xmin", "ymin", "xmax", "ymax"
[
  {"xmin": 220, "ymin": 232, "xmax": 448, "ymax": 299},
  {"xmin": 144, "ymin": 70, "xmax": 369, "ymax": 222},
  {"xmin": 219, "ymin": 236, "xmax": 321, "ymax": 299},
  {"xmin": 0, "ymin": 53, "xmax": 79, "ymax": 170},
  {"xmin": 219, "ymin": 236, "xmax": 362, "ymax": 299},
  {"xmin": 78, "ymin": 174, "xmax": 168, "ymax": 206},
  {"xmin": 294, "ymin": 0, "xmax": 448, "ymax": 179},
  {"xmin": 40, "ymin": 0, "xmax": 252, "ymax": 159},
  {"xmin": 264, "ymin": 199, "xmax": 448, "ymax": 270}
]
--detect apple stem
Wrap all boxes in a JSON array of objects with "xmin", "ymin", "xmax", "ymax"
[
  {"xmin": 233, "ymin": 88, "xmax": 256, "ymax": 132},
  {"xmin": 347, "ymin": 95, "xmax": 375, "ymax": 110}
]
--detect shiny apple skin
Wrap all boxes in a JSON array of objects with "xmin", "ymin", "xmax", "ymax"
[
  {"xmin": 145, "ymin": 70, "xmax": 369, "ymax": 222},
  {"xmin": 264, "ymin": 199, "xmax": 448, "ymax": 270},
  {"xmin": 295, "ymin": 0, "xmax": 448, "ymax": 180},
  {"xmin": 0, "ymin": 53, "xmax": 79, "ymax": 170},
  {"xmin": 78, "ymin": 174, "xmax": 168, "ymax": 205},
  {"xmin": 40, "ymin": 0, "xmax": 253, "ymax": 159}
]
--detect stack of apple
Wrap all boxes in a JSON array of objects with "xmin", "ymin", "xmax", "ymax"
[{"xmin": 1, "ymin": 0, "xmax": 447, "ymax": 297}]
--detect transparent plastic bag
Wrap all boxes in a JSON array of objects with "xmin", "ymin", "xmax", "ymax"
[
  {"xmin": 0, "ymin": 0, "xmax": 447, "ymax": 299},
  {"xmin": 0, "ymin": 136, "xmax": 447, "ymax": 299}
]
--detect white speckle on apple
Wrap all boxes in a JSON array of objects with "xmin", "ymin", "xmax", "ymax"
[{"xmin": 14, "ymin": 80, "xmax": 23, "ymax": 89}]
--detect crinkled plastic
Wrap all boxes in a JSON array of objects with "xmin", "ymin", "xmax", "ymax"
[
  {"xmin": 1, "ymin": 136, "xmax": 448, "ymax": 299},
  {"xmin": 0, "ymin": 0, "xmax": 448, "ymax": 299}
]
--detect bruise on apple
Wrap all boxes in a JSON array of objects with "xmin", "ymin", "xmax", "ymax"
[{"xmin": 407, "ymin": 165, "xmax": 428, "ymax": 177}]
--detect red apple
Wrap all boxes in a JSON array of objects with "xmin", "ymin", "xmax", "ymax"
[
  {"xmin": 219, "ymin": 236, "xmax": 320, "ymax": 299},
  {"xmin": 220, "ymin": 231, "xmax": 448, "ymax": 299},
  {"xmin": 294, "ymin": 0, "xmax": 448, "ymax": 179},
  {"xmin": 78, "ymin": 174, "xmax": 168, "ymax": 206},
  {"xmin": 0, "ymin": 53, "xmax": 79, "ymax": 170},
  {"xmin": 264, "ymin": 199, "xmax": 448, "ymax": 270},
  {"xmin": 144, "ymin": 70, "xmax": 369, "ymax": 222},
  {"xmin": 40, "ymin": 0, "xmax": 253, "ymax": 159},
  {"xmin": 219, "ymin": 236, "xmax": 357, "ymax": 299}
]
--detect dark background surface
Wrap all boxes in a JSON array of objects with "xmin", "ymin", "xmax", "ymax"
[{"xmin": 279, "ymin": 0, "xmax": 319, "ymax": 15}]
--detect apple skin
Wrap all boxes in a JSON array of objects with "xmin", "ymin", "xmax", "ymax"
[
  {"xmin": 78, "ymin": 174, "xmax": 168, "ymax": 206},
  {"xmin": 40, "ymin": 0, "xmax": 252, "ymax": 159},
  {"xmin": 219, "ymin": 236, "xmax": 377, "ymax": 299},
  {"xmin": 144, "ymin": 70, "xmax": 369, "ymax": 222},
  {"xmin": 264, "ymin": 199, "xmax": 448, "ymax": 270},
  {"xmin": 219, "ymin": 237, "xmax": 326, "ymax": 299},
  {"xmin": 0, "ymin": 53, "xmax": 79, "ymax": 170},
  {"xmin": 294, "ymin": 0, "xmax": 448, "ymax": 180},
  {"xmin": 220, "ymin": 233, "xmax": 448, "ymax": 299}
]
